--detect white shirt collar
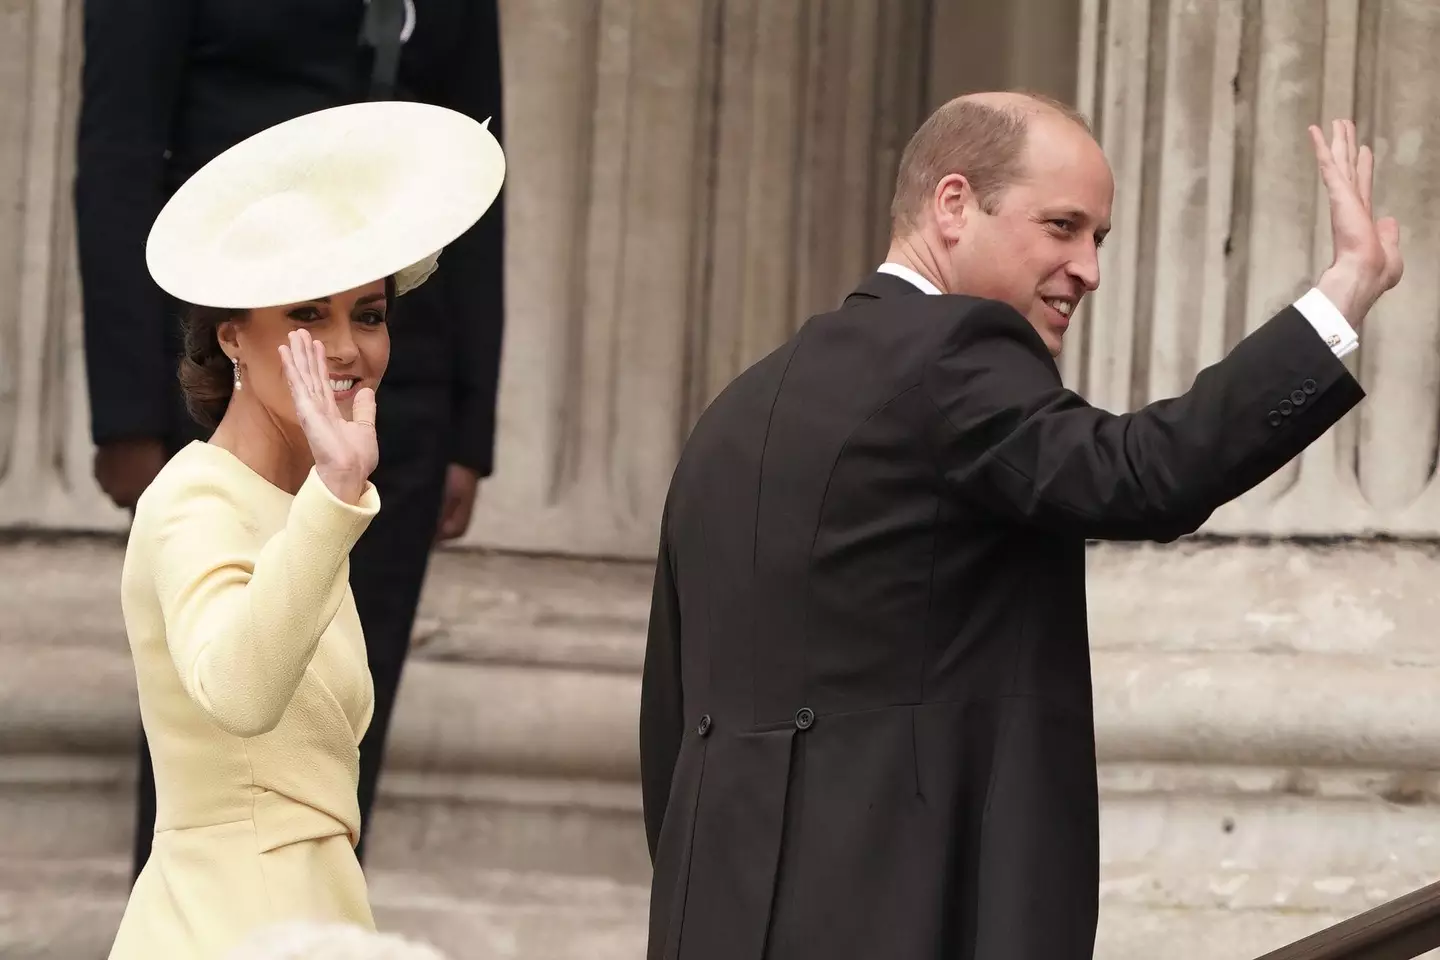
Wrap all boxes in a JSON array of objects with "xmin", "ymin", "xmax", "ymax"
[{"xmin": 876, "ymin": 262, "xmax": 942, "ymax": 296}]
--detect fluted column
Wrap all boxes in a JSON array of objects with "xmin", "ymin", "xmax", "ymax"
[
  {"xmin": 1369, "ymin": 0, "xmax": 1440, "ymax": 535},
  {"xmin": 14, "ymin": 0, "xmax": 1440, "ymax": 545},
  {"xmin": 0, "ymin": 0, "xmax": 121, "ymax": 532},
  {"xmin": 467, "ymin": 0, "xmax": 928, "ymax": 558},
  {"xmin": 1074, "ymin": 0, "xmax": 1440, "ymax": 537}
]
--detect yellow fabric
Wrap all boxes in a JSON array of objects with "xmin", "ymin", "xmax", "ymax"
[{"xmin": 108, "ymin": 441, "xmax": 380, "ymax": 960}]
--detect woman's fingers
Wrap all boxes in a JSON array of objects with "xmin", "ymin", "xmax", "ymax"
[
  {"xmin": 312, "ymin": 336, "xmax": 340, "ymax": 417},
  {"xmin": 302, "ymin": 331, "xmax": 322, "ymax": 396},
  {"xmin": 279, "ymin": 341, "xmax": 307, "ymax": 402},
  {"xmin": 286, "ymin": 330, "xmax": 312, "ymax": 394},
  {"xmin": 351, "ymin": 386, "xmax": 377, "ymax": 428}
]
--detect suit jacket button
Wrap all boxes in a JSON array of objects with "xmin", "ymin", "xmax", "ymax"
[
  {"xmin": 697, "ymin": 714, "xmax": 712, "ymax": 737},
  {"xmin": 1267, "ymin": 409, "xmax": 1282, "ymax": 427},
  {"xmin": 1278, "ymin": 399, "xmax": 1293, "ymax": 415},
  {"xmin": 1290, "ymin": 389, "xmax": 1306, "ymax": 405},
  {"xmin": 794, "ymin": 707, "xmax": 815, "ymax": 730},
  {"xmin": 1302, "ymin": 378, "xmax": 1318, "ymax": 395}
]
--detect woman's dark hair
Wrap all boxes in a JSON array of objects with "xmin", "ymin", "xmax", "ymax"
[
  {"xmin": 175, "ymin": 275, "xmax": 398, "ymax": 429},
  {"xmin": 178, "ymin": 304, "xmax": 246, "ymax": 429}
]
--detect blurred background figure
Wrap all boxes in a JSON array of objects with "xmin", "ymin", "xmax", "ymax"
[
  {"xmin": 225, "ymin": 921, "xmax": 452, "ymax": 960},
  {"xmin": 73, "ymin": 0, "xmax": 505, "ymax": 878}
]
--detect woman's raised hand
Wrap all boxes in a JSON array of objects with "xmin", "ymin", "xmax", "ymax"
[{"xmin": 278, "ymin": 329, "xmax": 378, "ymax": 504}]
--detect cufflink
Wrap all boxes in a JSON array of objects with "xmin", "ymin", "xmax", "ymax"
[{"xmin": 1325, "ymin": 334, "xmax": 1342, "ymax": 348}]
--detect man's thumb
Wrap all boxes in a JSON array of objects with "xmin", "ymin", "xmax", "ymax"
[
  {"xmin": 1378, "ymin": 216, "xmax": 1401, "ymax": 250},
  {"xmin": 352, "ymin": 386, "xmax": 377, "ymax": 427}
]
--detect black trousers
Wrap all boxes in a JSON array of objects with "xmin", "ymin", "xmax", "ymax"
[{"xmin": 130, "ymin": 381, "xmax": 451, "ymax": 879}]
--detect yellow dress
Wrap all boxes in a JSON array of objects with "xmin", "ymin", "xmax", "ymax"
[{"xmin": 108, "ymin": 441, "xmax": 380, "ymax": 960}]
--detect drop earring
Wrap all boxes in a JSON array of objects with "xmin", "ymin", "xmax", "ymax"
[{"xmin": 233, "ymin": 358, "xmax": 242, "ymax": 392}]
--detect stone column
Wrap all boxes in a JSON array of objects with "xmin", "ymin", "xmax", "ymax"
[
  {"xmin": 1073, "ymin": 0, "xmax": 1440, "ymax": 537},
  {"xmin": 926, "ymin": 0, "xmax": 1081, "ymax": 108},
  {"xmin": 466, "ymin": 0, "xmax": 928, "ymax": 558},
  {"xmin": 0, "ymin": 0, "xmax": 121, "ymax": 532},
  {"xmin": 1366, "ymin": 0, "xmax": 1440, "ymax": 535}
]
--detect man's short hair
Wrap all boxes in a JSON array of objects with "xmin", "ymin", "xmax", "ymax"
[{"xmin": 889, "ymin": 91, "xmax": 1091, "ymax": 233}]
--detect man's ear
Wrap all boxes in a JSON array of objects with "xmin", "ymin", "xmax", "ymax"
[{"xmin": 933, "ymin": 173, "xmax": 974, "ymax": 242}]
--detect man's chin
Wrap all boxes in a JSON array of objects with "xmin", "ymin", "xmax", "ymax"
[{"xmin": 1026, "ymin": 314, "xmax": 1067, "ymax": 358}]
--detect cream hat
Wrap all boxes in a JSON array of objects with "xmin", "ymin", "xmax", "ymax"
[{"xmin": 145, "ymin": 100, "xmax": 504, "ymax": 309}]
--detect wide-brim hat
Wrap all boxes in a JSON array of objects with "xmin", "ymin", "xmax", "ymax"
[{"xmin": 145, "ymin": 100, "xmax": 505, "ymax": 309}]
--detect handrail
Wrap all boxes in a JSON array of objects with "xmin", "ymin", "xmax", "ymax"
[{"xmin": 1252, "ymin": 877, "xmax": 1440, "ymax": 960}]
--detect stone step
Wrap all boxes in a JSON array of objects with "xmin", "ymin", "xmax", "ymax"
[
  {"xmin": 0, "ymin": 756, "xmax": 651, "ymax": 885},
  {"xmin": 9, "ymin": 536, "xmax": 1440, "ymax": 958},
  {"xmin": 0, "ymin": 857, "xmax": 650, "ymax": 960},
  {"xmin": 6, "ymin": 855, "xmax": 1435, "ymax": 960},
  {"xmin": 13, "ymin": 536, "xmax": 1440, "ymax": 783}
]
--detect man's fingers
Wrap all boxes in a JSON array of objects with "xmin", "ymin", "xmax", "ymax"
[
  {"xmin": 1330, "ymin": 120, "xmax": 1352, "ymax": 183},
  {"xmin": 1309, "ymin": 125, "xmax": 1337, "ymax": 182},
  {"xmin": 1378, "ymin": 216, "xmax": 1404, "ymax": 287},
  {"xmin": 1345, "ymin": 119, "xmax": 1358, "ymax": 179},
  {"xmin": 1378, "ymin": 216, "xmax": 1402, "ymax": 258},
  {"xmin": 1358, "ymin": 144, "xmax": 1374, "ymax": 213}
]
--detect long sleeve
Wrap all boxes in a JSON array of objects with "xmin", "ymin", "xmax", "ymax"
[
  {"xmin": 923, "ymin": 298, "xmax": 1365, "ymax": 541},
  {"xmin": 434, "ymin": 0, "xmax": 506, "ymax": 475},
  {"xmin": 149, "ymin": 469, "xmax": 380, "ymax": 738},
  {"xmin": 74, "ymin": 0, "xmax": 192, "ymax": 444},
  {"xmin": 639, "ymin": 503, "xmax": 684, "ymax": 862}
]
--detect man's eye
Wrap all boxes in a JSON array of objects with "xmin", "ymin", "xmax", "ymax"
[{"xmin": 1049, "ymin": 219, "xmax": 1075, "ymax": 231}]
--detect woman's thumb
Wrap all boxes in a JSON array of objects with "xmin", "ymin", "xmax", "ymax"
[{"xmin": 352, "ymin": 386, "xmax": 377, "ymax": 428}]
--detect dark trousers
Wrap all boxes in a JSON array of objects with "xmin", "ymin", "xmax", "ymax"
[{"xmin": 130, "ymin": 381, "xmax": 451, "ymax": 879}]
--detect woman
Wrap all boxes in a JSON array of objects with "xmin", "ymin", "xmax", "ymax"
[
  {"xmin": 108, "ymin": 100, "xmax": 504, "ymax": 959},
  {"xmin": 73, "ymin": 0, "xmax": 505, "ymax": 878}
]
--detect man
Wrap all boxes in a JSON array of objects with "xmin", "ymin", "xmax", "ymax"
[
  {"xmin": 73, "ymin": 0, "xmax": 505, "ymax": 876},
  {"xmin": 639, "ymin": 92, "xmax": 1402, "ymax": 960}
]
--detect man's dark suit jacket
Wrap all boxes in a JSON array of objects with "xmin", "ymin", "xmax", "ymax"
[{"xmin": 640, "ymin": 271, "xmax": 1364, "ymax": 960}]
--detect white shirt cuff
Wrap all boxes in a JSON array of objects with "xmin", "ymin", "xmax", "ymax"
[{"xmin": 1294, "ymin": 287, "xmax": 1359, "ymax": 359}]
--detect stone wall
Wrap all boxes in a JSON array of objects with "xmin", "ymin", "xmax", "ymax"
[
  {"xmin": 4, "ymin": 0, "xmax": 1437, "ymax": 549},
  {"xmin": 0, "ymin": 0, "xmax": 933, "ymax": 558}
]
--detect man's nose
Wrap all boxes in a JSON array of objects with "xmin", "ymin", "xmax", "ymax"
[{"xmin": 1069, "ymin": 243, "xmax": 1101, "ymax": 292}]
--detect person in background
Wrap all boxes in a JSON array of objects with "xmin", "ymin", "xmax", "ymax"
[{"xmin": 73, "ymin": 0, "xmax": 505, "ymax": 876}]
